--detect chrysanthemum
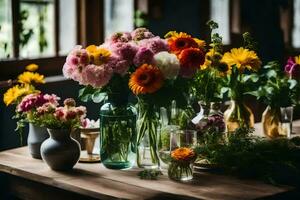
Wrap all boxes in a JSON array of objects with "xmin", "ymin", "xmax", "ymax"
[
  {"xmin": 221, "ymin": 47, "xmax": 261, "ymax": 72},
  {"xmin": 139, "ymin": 36, "xmax": 169, "ymax": 54},
  {"xmin": 154, "ymin": 51, "xmax": 180, "ymax": 79},
  {"xmin": 171, "ymin": 147, "xmax": 195, "ymax": 162},
  {"xmin": 18, "ymin": 71, "xmax": 45, "ymax": 85},
  {"xmin": 178, "ymin": 47, "xmax": 205, "ymax": 78},
  {"xmin": 3, "ymin": 85, "xmax": 35, "ymax": 106},
  {"xmin": 129, "ymin": 64, "xmax": 164, "ymax": 95},
  {"xmin": 25, "ymin": 64, "xmax": 39, "ymax": 72},
  {"xmin": 81, "ymin": 64, "xmax": 113, "ymax": 88},
  {"xmin": 133, "ymin": 47, "xmax": 154, "ymax": 67}
]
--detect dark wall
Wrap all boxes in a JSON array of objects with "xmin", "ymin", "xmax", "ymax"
[{"xmin": 0, "ymin": 80, "xmax": 100, "ymax": 151}]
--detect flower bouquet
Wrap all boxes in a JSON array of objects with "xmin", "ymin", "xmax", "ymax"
[
  {"xmin": 39, "ymin": 98, "xmax": 86, "ymax": 171},
  {"xmin": 220, "ymin": 33, "xmax": 262, "ymax": 132},
  {"xmin": 3, "ymin": 64, "xmax": 45, "ymax": 144}
]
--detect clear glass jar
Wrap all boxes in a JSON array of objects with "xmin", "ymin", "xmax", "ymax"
[{"xmin": 99, "ymin": 93, "xmax": 136, "ymax": 169}]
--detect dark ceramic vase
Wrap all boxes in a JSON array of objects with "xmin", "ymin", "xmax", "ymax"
[
  {"xmin": 28, "ymin": 123, "xmax": 49, "ymax": 159},
  {"xmin": 41, "ymin": 128, "xmax": 81, "ymax": 171}
]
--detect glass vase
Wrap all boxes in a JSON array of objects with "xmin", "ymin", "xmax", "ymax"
[
  {"xmin": 261, "ymin": 106, "xmax": 281, "ymax": 138},
  {"xmin": 168, "ymin": 161, "xmax": 193, "ymax": 181},
  {"xmin": 280, "ymin": 106, "xmax": 294, "ymax": 138},
  {"xmin": 224, "ymin": 100, "xmax": 254, "ymax": 133},
  {"xmin": 136, "ymin": 101, "xmax": 160, "ymax": 169},
  {"xmin": 99, "ymin": 93, "xmax": 136, "ymax": 170}
]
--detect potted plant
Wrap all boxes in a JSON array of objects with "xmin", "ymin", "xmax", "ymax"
[{"xmin": 40, "ymin": 98, "xmax": 86, "ymax": 171}]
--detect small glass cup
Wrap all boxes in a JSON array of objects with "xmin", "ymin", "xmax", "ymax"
[
  {"xmin": 158, "ymin": 125, "xmax": 180, "ymax": 167},
  {"xmin": 168, "ymin": 130, "xmax": 197, "ymax": 181},
  {"xmin": 280, "ymin": 106, "xmax": 293, "ymax": 138}
]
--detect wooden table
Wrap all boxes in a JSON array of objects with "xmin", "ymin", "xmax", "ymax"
[{"xmin": 0, "ymin": 147, "xmax": 299, "ymax": 200}]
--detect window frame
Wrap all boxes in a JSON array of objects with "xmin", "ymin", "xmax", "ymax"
[{"xmin": 0, "ymin": 0, "xmax": 105, "ymax": 81}]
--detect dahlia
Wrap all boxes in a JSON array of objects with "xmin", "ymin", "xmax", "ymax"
[{"xmin": 154, "ymin": 51, "xmax": 180, "ymax": 79}]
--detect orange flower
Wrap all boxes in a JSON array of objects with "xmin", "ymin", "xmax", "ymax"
[
  {"xmin": 171, "ymin": 147, "xmax": 196, "ymax": 162},
  {"xmin": 178, "ymin": 48, "xmax": 205, "ymax": 77},
  {"xmin": 129, "ymin": 64, "xmax": 164, "ymax": 95},
  {"xmin": 167, "ymin": 35, "xmax": 198, "ymax": 55}
]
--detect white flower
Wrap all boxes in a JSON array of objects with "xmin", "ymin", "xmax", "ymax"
[{"xmin": 154, "ymin": 51, "xmax": 180, "ymax": 79}]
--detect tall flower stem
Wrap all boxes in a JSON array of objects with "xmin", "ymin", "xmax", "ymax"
[{"xmin": 136, "ymin": 99, "xmax": 160, "ymax": 168}]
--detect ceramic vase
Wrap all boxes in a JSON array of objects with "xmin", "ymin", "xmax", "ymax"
[
  {"xmin": 41, "ymin": 128, "xmax": 80, "ymax": 171},
  {"xmin": 28, "ymin": 123, "xmax": 49, "ymax": 159}
]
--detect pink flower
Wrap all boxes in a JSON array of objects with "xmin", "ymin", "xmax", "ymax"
[
  {"xmin": 131, "ymin": 28, "xmax": 154, "ymax": 41},
  {"xmin": 36, "ymin": 102, "xmax": 56, "ymax": 115},
  {"xmin": 139, "ymin": 37, "xmax": 169, "ymax": 54},
  {"xmin": 106, "ymin": 32, "xmax": 132, "ymax": 44},
  {"xmin": 43, "ymin": 94, "xmax": 60, "ymax": 106},
  {"xmin": 65, "ymin": 110, "xmax": 77, "ymax": 120},
  {"xmin": 109, "ymin": 42, "xmax": 138, "ymax": 61},
  {"xmin": 17, "ymin": 93, "xmax": 48, "ymax": 112},
  {"xmin": 133, "ymin": 47, "xmax": 154, "ymax": 67},
  {"xmin": 81, "ymin": 64, "xmax": 113, "ymax": 88}
]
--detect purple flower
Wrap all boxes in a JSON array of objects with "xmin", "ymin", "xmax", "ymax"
[
  {"xmin": 109, "ymin": 42, "xmax": 138, "ymax": 62},
  {"xmin": 133, "ymin": 47, "xmax": 154, "ymax": 67},
  {"xmin": 139, "ymin": 36, "xmax": 169, "ymax": 54}
]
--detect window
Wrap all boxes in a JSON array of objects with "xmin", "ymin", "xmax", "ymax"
[
  {"xmin": 0, "ymin": 0, "xmax": 13, "ymax": 58},
  {"xmin": 104, "ymin": 0, "xmax": 134, "ymax": 38},
  {"xmin": 292, "ymin": 0, "xmax": 300, "ymax": 48},
  {"xmin": 210, "ymin": 0, "xmax": 230, "ymax": 45}
]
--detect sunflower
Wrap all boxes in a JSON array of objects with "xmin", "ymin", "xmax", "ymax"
[
  {"xmin": 171, "ymin": 147, "xmax": 196, "ymax": 162},
  {"xmin": 221, "ymin": 47, "xmax": 261, "ymax": 72},
  {"xmin": 86, "ymin": 45, "xmax": 111, "ymax": 65},
  {"xmin": 200, "ymin": 48, "xmax": 222, "ymax": 70},
  {"xmin": 18, "ymin": 71, "xmax": 45, "ymax": 85},
  {"xmin": 3, "ymin": 85, "xmax": 35, "ymax": 106},
  {"xmin": 129, "ymin": 64, "xmax": 164, "ymax": 95},
  {"xmin": 216, "ymin": 62, "xmax": 231, "ymax": 76},
  {"xmin": 25, "ymin": 64, "xmax": 39, "ymax": 72}
]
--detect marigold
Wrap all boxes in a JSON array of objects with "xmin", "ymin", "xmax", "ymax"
[
  {"xmin": 86, "ymin": 45, "xmax": 111, "ymax": 65},
  {"xmin": 25, "ymin": 64, "xmax": 39, "ymax": 72},
  {"xmin": 18, "ymin": 71, "xmax": 45, "ymax": 85},
  {"xmin": 171, "ymin": 147, "xmax": 195, "ymax": 162},
  {"xmin": 129, "ymin": 64, "xmax": 164, "ymax": 95},
  {"xmin": 3, "ymin": 85, "xmax": 35, "ymax": 106},
  {"xmin": 221, "ymin": 47, "xmax": 261, "ymax": 72}
]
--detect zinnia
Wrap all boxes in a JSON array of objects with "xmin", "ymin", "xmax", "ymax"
[
  {"xmin": 171, "ymin": 147, "xmax": 195, "ymax": 162},
  {"xmin": 129, "ymin": 64, "xmax": 164, "ymax": 95}
]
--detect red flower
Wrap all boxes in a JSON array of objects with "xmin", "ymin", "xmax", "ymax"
[{"xmin": 178, "ymin": 48, "xmax": 205, "ymax": 78}]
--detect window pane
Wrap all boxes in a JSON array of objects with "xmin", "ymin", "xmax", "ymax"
[
  {"xmin": 293, "ymin": 0, "xmax": 300, "ymax": 48},
  {"xmin": 59, "ymin": 0, "xmax": 77, "ymax": 55},
  {"xmin": 19, "ymin": 0, "xmax": 55, "ymax": 58},
  {"xmin": 0, "ymin": 0, "xmax": 13, "ymax": 59},
  {"xmin": 210, "ymin": 0, "xmax": 230, "ymax": 44},
  {"xmin": 104, "ymin": 0, "xmax": 134, "ymax": 38}
]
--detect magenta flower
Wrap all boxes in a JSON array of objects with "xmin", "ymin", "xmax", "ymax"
[
  {"xmin": 17, "ymin": 93, "xmax": 47, "ymax": 112},
  {"xmin": 285, "ymin": 56, "xmax": 300, "ymax": 79},
  {"xmin": 133, "ymin": 47, "xmax": 155, "ymax": 67}
]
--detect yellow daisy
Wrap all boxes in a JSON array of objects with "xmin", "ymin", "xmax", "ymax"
[
  {"xmin": 295, "ymin": 55, "xmax": 300, "ymax": 65},
  {"xmin": 25, "ymin": 64, "xmax": 39, "ymax": 72},
  {"xmin": 18, "ymin": 71, "xmax": 45, "ymax": 85},
  {"xmin": 164, "ymin": 31, "xmax": 191, "ymax": 39},
  {"xmin": 86, "ymin": 45, "xmax": 111, "ymax": 65},
  {"xmin": 200, "ymin": 49, "xmax": 222, "ymax": 70},
  {"xmin": 3, "ymin": 85, "xmax": 34, "ymax": 106},
  {"xmin": 221, "ymin": 47, "xmax": 261, "ymax": 72},
  {"xmin": 194, "ymin": 38, "xmax": 206, "ymax": 49}
]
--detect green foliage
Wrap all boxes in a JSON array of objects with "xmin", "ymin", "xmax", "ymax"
[
  {"xmin": 138, "ymin": 169, "xmax": 163, "ymax": 180},
  {"xmin": 19, "ymin": 9, "xmax": 34, "ymax": 48},
  {"xmin": 243, "ymin": 32, "xmax": 258, "ymax": 51},
  {"xmin": 246, "ymin": 62, "xmax": 300, "ymax": 107},
  {"xmin": 196, "ymin": 128, "xmax": 300, "ymax": 186},
  {"xmin": 134, "ymin": 10, "xmax": 148, "ymax": 28}
]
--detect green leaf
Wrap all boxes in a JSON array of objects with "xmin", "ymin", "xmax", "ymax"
[
  {"xmin": 288, "ymin": 79, "xmax": 297, "ymax": 89},
  {"xmin": 78, "ymin": 86, "xmax": 96, "ymax": 102},
  {"xmin": 92, "ymin": 91, "xmax": 107, "ymax": 103},
  {"xmin": 266, "ymin": 70, "xmax": 277, "ymax": 79}
]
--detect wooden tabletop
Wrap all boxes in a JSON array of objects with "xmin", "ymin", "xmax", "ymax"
[{"xmin": 0, "ymin": 147, "xmax": 296, "ymax": 200}]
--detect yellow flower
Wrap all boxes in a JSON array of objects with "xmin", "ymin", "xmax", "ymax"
[
  {"xmin": 3, "ymin": 85, "xmax": 34, "ymax": 106},
  {"xmin": 295, "ymin": 55, "xmax": 300, "ymax": 65},
  {"xmin": 221, "ymin": 47, "xmax": 261, "ymax": 72},
  {"xmin": 25, "ymin": 64, "xmax": 39, "ymax": 72},
  {"xmin": 86, "ymin": 45, "xmax": 111, "ymax": 65},
  {"xmin": 164, "ymin": 31, "xmax": 191, "ymax": 39},
  {"xmin": 200, "ymin": 49, "xmax": 222, "ymax": 70},
  {"xmin": 194, "ymin": 38, "xmax": 206, "ymax": 49},
  {"xmin": 18, "ymin": 71, "xmax": 45, "ymax": 85}
]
